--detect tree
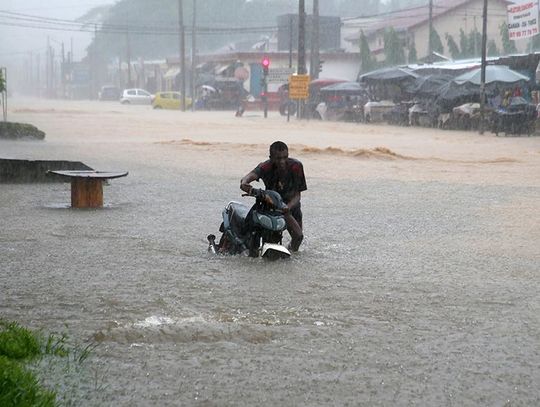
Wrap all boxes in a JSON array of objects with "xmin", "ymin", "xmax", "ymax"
[
  {"xmin": 445, "ymin": 33, "xmax": 460, "ymax": 59},
  {"xmin": 0, "ymin": 70, "xmax": 5, "ymax": 93},
  {"xmin": 487, "ymin": 39, "xmax": 499, "ymax": 56},
  {"xmin": 466, "ymin": 29, "xmax": 482, "ymax": 57},
  {"xmin": 500, "ymin": 22, "xmax": 518, "ymax": 55},
  {"xmin": 459, "ymin": 28, "xmax": 469, "ymax": 58},
  {"xmin": 429, "ymin": 27, "xmax": 444, "ymax": 54},
  {"xmin": 0, "ymin": 68, "xmax": 6, "ymax": 122},
  {"xmin": 359, "ymin": 30, "xmax": 376, "ymax": 73},
  {"xmin": 384, "ymin": 27, "xmax": 405, "ymax": 66},
  {"xmin": 408, "ymin": 41, "xmax": 418, "ymax": 63},
  {"xmin": 531, "ymin": 33, "xmax": 540, "ymax": 51}
]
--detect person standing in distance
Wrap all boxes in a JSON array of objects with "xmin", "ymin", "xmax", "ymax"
[{"xmin": 240, "ymin": 141, "xmax": 306, "ymax": 251}]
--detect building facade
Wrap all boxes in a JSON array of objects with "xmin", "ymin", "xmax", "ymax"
[{"xmin": 344, "ymin": 0, "xmax": 530, "ymax": 63}]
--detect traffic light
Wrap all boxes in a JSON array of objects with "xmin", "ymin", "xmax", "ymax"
[
  {"xmin": 318, "ymin": 60, "xmax": 325, "ymax": 73},
  {"xmin": 262, "ymin": 56, "xmax": 270, "ymax": 76}
]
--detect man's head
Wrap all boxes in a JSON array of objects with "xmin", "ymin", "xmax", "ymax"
[{"xmin": 269, "ymin": 141, "xmax": 288, "ymax": 172}]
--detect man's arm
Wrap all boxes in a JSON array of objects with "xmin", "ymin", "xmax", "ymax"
[{"xmin": 240, "ymin": 171, "xmax": 258, "ymax": 194}]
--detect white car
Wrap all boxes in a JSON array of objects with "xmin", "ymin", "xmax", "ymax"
[{"xmin": 120, "ymin": 88, "xmax": 154, "ymax": 105}]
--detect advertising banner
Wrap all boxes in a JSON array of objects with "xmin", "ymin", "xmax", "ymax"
[{"xmin": 507, "ymin": 0, "xmax": 539, "ymax": 40}]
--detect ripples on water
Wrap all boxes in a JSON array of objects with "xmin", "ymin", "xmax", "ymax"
[{"xmin": 2, "ymin": 159, "xmax": 539, "ymax": 405}]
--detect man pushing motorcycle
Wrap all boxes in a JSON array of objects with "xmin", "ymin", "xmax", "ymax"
[{"xmin": 240, "ymin": 141, "xmax": 307, "ymax": 251}]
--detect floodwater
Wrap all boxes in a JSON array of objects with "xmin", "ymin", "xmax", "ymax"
[{"xmin": 1, "ymin": 98, "xmax": 539, "ymax": 406}]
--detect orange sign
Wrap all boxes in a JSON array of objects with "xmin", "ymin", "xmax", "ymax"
[{"xmin": 288, "ymin": 74, "xmax": 310, "ymax": 99}]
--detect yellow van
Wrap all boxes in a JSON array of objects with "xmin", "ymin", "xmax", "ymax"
[{"xmin": 152, "ymin": 91, "xmax": 192, "ymax": 109}]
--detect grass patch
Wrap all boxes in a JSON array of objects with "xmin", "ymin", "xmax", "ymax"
[
  {"xmin": 0, "ymin": 319, "xmax": 98, "ymax": 406},
  {"xmin": 0, "ymin": 320, "xmax": 41, "ymax": 360},
  {"xmin": 0, "ymin": 355, "xmax": 56, "ymax": 407}
]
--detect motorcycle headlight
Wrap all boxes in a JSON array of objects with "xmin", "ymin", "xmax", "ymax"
[
  {"xmin": 275, "ymin": 217, "xmax": 286, "ymax": 231},
  {"xmin": 256, "ymin": 213, "xmax": 273, "ymax": 229}
]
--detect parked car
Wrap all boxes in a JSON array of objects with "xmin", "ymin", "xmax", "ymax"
[
  {"xmin": 120, "ymin": 88, "xmax": 153, "ymax": 105},
  {"xmin": 98, "ymin": 85, "xmax": 121, "ymax": 101},
  {"xmin": 152, "ymin": 91, "xmax": 192, "ymax": 109}
]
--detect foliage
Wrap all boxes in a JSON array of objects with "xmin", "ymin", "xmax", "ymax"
[
  {"xmin": 0, "ymin": 319, "xmax": 98, "ymax": 406},
  {"xmin": 429, "ymin": 27, "xmax": 444, "ymax": 54},
  {"xmin": 359, "ymin": 30, "xmax": 376, "ymax": 73},
  {"xmin": 487, "ymin": 39, "xmax": 499, "ymax": 56},
  {"xmin": 466, "ymin": 29, "xmax": 482, "ymax": 57},
  {"xmin": 0, "ymin": 356, "xmax": 56, "ymax": 407},
  {"xmin": 383, "ymin": 27, "xmax": 405, "ymax": 66},
  {"xmin": 408, "ymin": 41, "xmax": 417, "ymax": 63},
  {"xmin": 0, "ymin": 321, "xmax": 41, "ymax": 360},
  {"xmin": 92, "ymin": 0, "xmax": 299, "ymax": 60},
  {"xmin": 500, "ymin": 22, "xmax": 518, "ymax": 55},
  {"xmin": 459, "ymin": 28, "xmax": 468, "ymax": 58},
  {"xmin": 0, "ymin": 70, "xmax": 5, "ymax": 93},
  {"xmin": 445, "ymin": 33, "xmax": 460, "ymax": 59},
  {"xmin": 531, "ymin": 33, "xmax": 540, "ymax": 51},
  {"xmin": 446, "ymin": 28, "xmax": 495, "ymax": 59}
]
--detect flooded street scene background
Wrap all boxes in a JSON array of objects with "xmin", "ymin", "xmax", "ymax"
[{"xmin": 1, "ymin": 98, "xmax": 540, "ymax": 405}]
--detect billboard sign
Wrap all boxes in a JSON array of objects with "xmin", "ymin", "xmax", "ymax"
[{"xmin": 507, "ymin": 0, "xmax": 539, "ymax": 40}]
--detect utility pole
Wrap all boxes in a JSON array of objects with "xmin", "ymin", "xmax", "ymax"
[
  {"xmin": 92, "ymin": 24, "xmax": 97, "ymax": 99},
  {"xmin": 61, "ymin": 42, "xmax": 65, "ymax": 98},
  {"xmin": 178, "ymin": 0, "xmax": 186, "ymax": 111},
  {"xmin": 428, "ymin": 0, "xmax": 433, "ymax": 60},
  {"xmin": 29, "ymin": 52, "xmax": 33, "ymax": 95},
  {"xmin": 298, "ymin": 0, "xmax": 306, "ymax": 119},
  {"xmin": 473, "ymin": 16, "xmax": 479, "ymax": 56},
  {"xmin": 36, "ymin": 53, "xmax": 40, "ymax": 97},
  {"xmin": 191, "ymin": 0, "xmax": 197, "ymax": 112},
  {"xmin": 46, "ymin": 37, "xmax": 50, "ymax": 97},
  {"xmin": 126, "ymin": 30, "xmax": 132, "ymax": 87},
  {"xmin": 288, "ymin": 14, "xmax": 293, "ymax": 69},
  {"xmin": 310, "ymin": 0, "xmax": 320, "ymax": 80},
  {"xmin": 479, "ymin": 0, "xmax": 488, "ymax": 135},
  {"xmin": 298, "ymin": 0, "xmax": 306, "ymax": 75},
  {"xmin": 287, "ymin": 14, "xmax": 293, "ymax": 122}
]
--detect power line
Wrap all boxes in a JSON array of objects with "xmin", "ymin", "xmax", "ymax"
[{"xmin": 0, "ymin": 10, "xmax": 278, "ymax": 36}]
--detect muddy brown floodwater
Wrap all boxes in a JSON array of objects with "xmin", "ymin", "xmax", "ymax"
[{"xmin": 1, "ymin": 97, "xmax": 540, "ymax": 406}]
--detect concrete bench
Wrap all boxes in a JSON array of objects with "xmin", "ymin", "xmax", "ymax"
[{"xmin": 48, "ymin": 170, "xmax": 128, "ymax": 208}]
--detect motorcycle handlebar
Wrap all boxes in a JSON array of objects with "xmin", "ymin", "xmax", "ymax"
[{"xmin": 242, "ymin": 189, "xmax": 285, "ymax": 211}]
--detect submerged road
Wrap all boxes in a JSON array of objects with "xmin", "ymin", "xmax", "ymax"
[{"xmin": 1, "ymin": 98, "xmax": 539, "ymax": 406}]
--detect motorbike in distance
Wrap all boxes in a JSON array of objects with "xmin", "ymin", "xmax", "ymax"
[{"xmin": 207, "ymin": 188, "xmax": 291, "ymax": 260}]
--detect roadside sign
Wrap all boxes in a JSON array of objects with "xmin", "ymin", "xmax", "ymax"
[
  {"xmin": 288, "ymin": 74, "xmax": 310, "ymax": 99},
  {"xmin": 268, "ymin": 67, "xmax": 295, "ymax": 84}
]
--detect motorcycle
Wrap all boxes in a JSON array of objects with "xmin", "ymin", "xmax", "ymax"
[{"xmin": 207, "ymin": 188, "xmax": 291, "ymax": 260}]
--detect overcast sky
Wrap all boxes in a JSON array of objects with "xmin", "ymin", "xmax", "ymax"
[{"xmin": 0, "ymin": 0, "xmax": 112, "ymax": 66}]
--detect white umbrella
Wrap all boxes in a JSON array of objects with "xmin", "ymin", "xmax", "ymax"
[{"xmin": 453, "ymin": 65, "xmax": 530, "ymax": 86}]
